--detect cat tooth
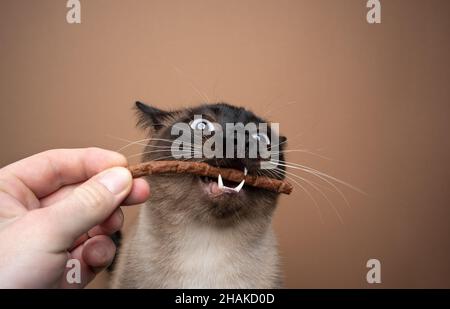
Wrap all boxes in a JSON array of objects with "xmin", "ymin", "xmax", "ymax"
[
  {"xmin": 218, "ymin": 173, "xmax": 244, "ymax": 192},
  {"xmin": 233, "ymin": 179, "xmax": 245, "ymax": 193},
  {"xmin": 244, "ymin": 167, "xmax": 248, "ymax": 176},
  {"xmin": 218, "ymin": 174, "xmax": 224, "ymax": 189}
]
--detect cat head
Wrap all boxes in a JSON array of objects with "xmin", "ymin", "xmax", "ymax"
[{"xmin": 135, "ymin": 101, "xmax": 287, "ymax": 225}]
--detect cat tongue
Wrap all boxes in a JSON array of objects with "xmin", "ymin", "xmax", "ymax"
[{"xmin": 210, "ymin": 182, "xmax": 223, "ymax": 195}]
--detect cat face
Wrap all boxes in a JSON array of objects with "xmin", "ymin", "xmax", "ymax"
[{"xmin": 135, "ymin": 101, "xmax": 287, "ymax": 224}]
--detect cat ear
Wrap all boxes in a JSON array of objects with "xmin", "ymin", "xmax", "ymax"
[{"xmin": 135, "ymin": 101, "xmax": 171, "ymax": 130}]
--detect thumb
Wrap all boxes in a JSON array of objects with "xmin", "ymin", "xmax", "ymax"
[{"xmin": 45, "ymin": 166, "xmax": 132, "ymax": 249}]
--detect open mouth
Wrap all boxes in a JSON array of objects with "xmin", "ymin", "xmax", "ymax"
[{"xmin": 200, "ymin": 167, "xmax": 248, "ymax": 196}]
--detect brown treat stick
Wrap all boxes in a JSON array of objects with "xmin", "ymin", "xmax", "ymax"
[{"xmin": 128, "ymin": 160, "xmax": 293, "ymax": 195}]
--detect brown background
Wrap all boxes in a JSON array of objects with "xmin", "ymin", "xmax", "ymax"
[{"xmin": 1, "ymin": 0, "xmax": 449, "ymax": 288}]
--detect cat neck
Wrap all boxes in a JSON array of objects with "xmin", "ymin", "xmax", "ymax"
[
  {"xmin": 137, "ymin": 201, "xmax": 279, "ymax": 288},
  {"xmin": 139, "ymin": 199, "xmax": 274, "ymax": 246}
]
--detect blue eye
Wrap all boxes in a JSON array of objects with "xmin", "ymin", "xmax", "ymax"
[
  {"xmin": 190, "ymin": 118, "xmax": 215, "ymax": 132},
  {"xmin": 251, "ymin": 133, "xmax": 270, "ymax": 145}
]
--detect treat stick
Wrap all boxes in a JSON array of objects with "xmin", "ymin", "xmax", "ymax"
[{"xmin": 128, "ymin": 160, "xmax": 293, "ymax": 195}]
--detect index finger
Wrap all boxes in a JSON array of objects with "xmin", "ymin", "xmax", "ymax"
[{"xmin": 0, "ymin": 148, "xmax": 127, "ymax": 199}]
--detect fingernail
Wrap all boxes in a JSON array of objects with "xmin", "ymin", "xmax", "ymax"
[{"xmin": 98, "ymin": 167, "xmax": 131, "ymax": 195}]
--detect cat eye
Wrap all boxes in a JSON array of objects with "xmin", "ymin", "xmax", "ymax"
[
  {"xmin": 251, "ymin": 132, "xmax": 271, "ymax": 145},
  {"xmin": 190, "ymin": 118, "xmax": 215, "ymax": 132}
]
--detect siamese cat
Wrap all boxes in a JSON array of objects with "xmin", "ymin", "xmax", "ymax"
[{"xmin": 111, "ymin": 102, "xmax": 287, "ymax": 288}]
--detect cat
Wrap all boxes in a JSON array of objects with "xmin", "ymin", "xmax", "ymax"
[{"xmin": 110, "ymin": 101, "xmax": 287, "ymax": 288}]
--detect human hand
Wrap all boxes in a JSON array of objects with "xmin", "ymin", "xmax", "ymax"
[{"xmin": 0, "ymin": 148, "xmax": 150, "ymax": 288}]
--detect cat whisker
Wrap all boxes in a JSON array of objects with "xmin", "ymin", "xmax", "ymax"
[
  {"xmin": 271, "ymin": 167, "xmax": 343, "ymax": 223},
  {"xmin": 270, "ymin": 132, "xmax": 327, "ymax": 157},
  {"xmin": 141, "ymin": 138, "xmax": 205, "ymax": 152},
  {"xmin": 261, "ymin": 100, "xmax": 297, "ymax": 119},
  {"xmin": 171, "ymin": 64, "xmax": 211, "ymax": 103},
  {"xmin": 270, "ymin": 149, "xmax": 331, "ymax": 161},
  {"xmin": 266, "ymin": 168, "xmax": 324, "ymax": 223},
  {"xmin": 109, "ymin": 136, "xmax": 175, "ymax": 152},
  {"xmin": 127, "ymin": 146, "xmax": 202, "ymax": 160},
  {"xmin": 149, "ymin": 148, "xmax": 209, "ymax": 162},
  {"xmin": 270, "ymin": 160, "xmax": 365, "ymax": 195},
  {"xmin": 270, "ymin": 161, "xmax": 351, "ymax": 208},
  {"xmin": 271, "ymin": 160, "xmax": 367, "ymax": 212},
  {"xmin": 126, "ymin": 150, "xmax": 173, "ymax": 160},
  {"xmin": 111, "ymin": 135, "xmax": 205, "ymax": 154}
]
